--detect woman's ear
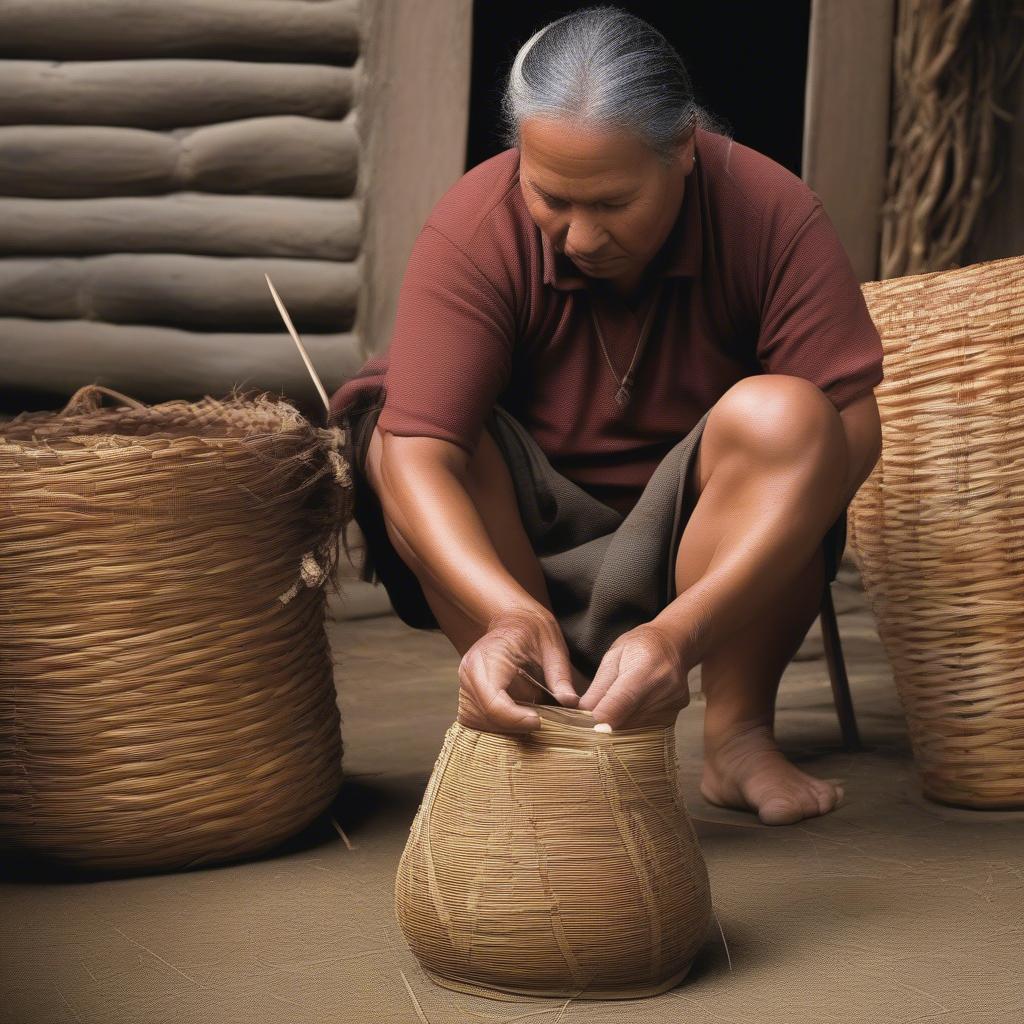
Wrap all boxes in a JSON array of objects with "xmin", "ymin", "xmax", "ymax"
[{"xmin": 673, "ymin": 135, "xmax": 696, "ymax": 177}]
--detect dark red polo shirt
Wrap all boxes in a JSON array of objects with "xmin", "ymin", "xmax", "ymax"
[{"xmin": 329, "ymin": 126, "xmax": 884, "ymax": 516}]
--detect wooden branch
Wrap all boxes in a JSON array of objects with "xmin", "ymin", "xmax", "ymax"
[
  {"xmin": 0, "ymin": 60, "xmax": 356, "ymax": 129},
  {"xmin": 0, "ymin": 0, "xmax": 360, "ymax": 63},
  {"xmin": 0, "ymin": 115, "xmax": 358, "ymax": 198},
  {"xmin": 0, "ymin": 318, "xmax": 366, "ymax": 403},
  {"xmin": 0, "ymin": 195, "xmax": 361, "ymax": 260},
  {"xmin": 0, "ymin": 255, "xmax": 360, "ymax": 332}
]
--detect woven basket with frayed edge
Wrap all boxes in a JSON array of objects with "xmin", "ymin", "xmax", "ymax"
[
  {"xmin": 395, "ymin": 690, "xmax": 714, "ymax": 1001},
  {"xmin": 853, "ymin": 255, "xmax": 1024, "ymax": 809},
  {"xmin": 0, "ymin": 384, "xmax": 354, "ymax": 872}
]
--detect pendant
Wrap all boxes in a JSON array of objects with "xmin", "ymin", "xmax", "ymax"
[{"xmin": 614, "ymin": 383, "xmax": 631, "ymax": 408}]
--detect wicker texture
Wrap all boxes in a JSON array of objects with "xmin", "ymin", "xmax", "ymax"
[
  {"xmin": 853, "ymin": 254, "xmax": 1024, "ymax": 808},
  {"xmin": 0, "ymin": 384, "xmax": 352, "ymax": 872},
  {"xmin": 395, "ymin": 693, "xmax": 713, "ymax": 1001}
]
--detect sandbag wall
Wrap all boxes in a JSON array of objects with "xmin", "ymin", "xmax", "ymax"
[{"xmin": 0, "ymin": 0, "xmax": 368, "ymax": 405}]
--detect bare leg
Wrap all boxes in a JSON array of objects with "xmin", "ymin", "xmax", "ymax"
[
  {"xmin": 668, "ymin": 375, "xmax": 849, "ymax": 825},
  {"xmin": 364, "ymin": 421, "xmax": 590, "ymax": 699}
]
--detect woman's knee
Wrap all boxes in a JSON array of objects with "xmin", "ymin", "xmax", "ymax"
[{"xmin": 704, "ymin": 374, "xmax": 847, "ymax": 475}]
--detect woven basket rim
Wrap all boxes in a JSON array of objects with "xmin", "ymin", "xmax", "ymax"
[
  {"xmin": 531, "ymin": 704, "xmax": 668, "ymax": 735},
  {"xmin": 454, "ymin": 704, "xmax": 674, "ymax": 740},
  {"xmin": 863, "ymin": 251, "xmax": 1024, "ymax": 294},
  {"xmin": 0, "ymin": 391, "xmax": 318, "ymax": 449}
]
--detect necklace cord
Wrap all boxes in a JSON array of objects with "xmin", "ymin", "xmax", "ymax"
[{"xmin": 589, "ymin": 278, "xmax": 665, "ymax": 408}]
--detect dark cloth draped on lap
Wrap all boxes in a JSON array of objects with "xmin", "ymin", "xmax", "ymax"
[{"xmin": 344, "ymin": 401, "xmax": 846, "ymax": 678}]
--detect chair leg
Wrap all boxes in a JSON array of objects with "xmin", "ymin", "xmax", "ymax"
[{"xmin": 820, "ymin": 581, "xmax": 864, "ymax": 751}]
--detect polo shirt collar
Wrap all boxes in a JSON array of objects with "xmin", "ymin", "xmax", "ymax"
[{"xmin": 540, "ymin": 134, "xmax": 703, "ymax": 291}]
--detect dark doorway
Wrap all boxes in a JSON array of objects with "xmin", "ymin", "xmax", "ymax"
[{"xmin": 468, "ymin": 2, "xmax": 812, "ymax": 176}]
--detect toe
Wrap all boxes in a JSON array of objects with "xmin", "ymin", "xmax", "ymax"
[
  {"xmin": 801, "ymin": 786, "xmax": 827, "ymax": 819},
  {"xmin": 811, "ymin": 782, "xmax": 835, "ymax": 816},
  {"xmin": 758, "ymin": 792, "xmax": 804, "ymax": 826},
  {"xmin": 820, "ymin": 779, "xmax": 846, "ymax": 813}
]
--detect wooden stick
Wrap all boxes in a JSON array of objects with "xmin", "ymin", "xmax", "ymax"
[
  {"xmin": 515, "ymin": 664, "xmax": 557, "ymax": 701},
  {"xmin": 264, "ymin": 272, "xmax": 330, "ymax": 417},
  {"xmin": 515, "ymin": 663, "xmax": 612, "ymax": 731}
]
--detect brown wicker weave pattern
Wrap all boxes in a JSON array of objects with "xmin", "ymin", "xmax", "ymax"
[
  {"xmin": 854, "ymin": 255, "xmax": 1024, "ymax": 808},
  {"xmin": 0, "ymin": 385, "xmax": 352, "ymax": 871},
  {"xmin": 395, "ymin": 696, "xmax": 713, "ymax": 1001}
]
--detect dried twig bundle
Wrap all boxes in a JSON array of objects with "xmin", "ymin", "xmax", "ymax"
[{"xmin": 880, "ymin": 0, "xmax": 1024, "ymax": 278}]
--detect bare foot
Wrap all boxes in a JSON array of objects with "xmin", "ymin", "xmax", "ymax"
[{"xmin": 700, "ymin": 721, "xmax": 845, "ymax": 825}]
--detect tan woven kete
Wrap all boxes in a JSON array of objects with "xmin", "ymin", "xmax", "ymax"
[
  {"xmin": 0, "ymin": 384, "xmax": 352, "ymax": 872},
  {"xmin": 854, "ymin": 254, "xmax": 1024, "ymax": 808},
  {"xmin": 395, "ymin": 691, "xmax": 713, "ymax": 1001}
]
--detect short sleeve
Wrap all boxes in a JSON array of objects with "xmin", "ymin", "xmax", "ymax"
[
  {"xmin": 377, "ymin": 223, "xmax": 516, "ymax": 454},
  {"xmin": 756, "ymin": 200, "xmax": 884, "ymax": 412}
]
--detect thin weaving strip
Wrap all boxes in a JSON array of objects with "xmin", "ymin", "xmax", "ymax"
[
  {"xmin": 854, "ymin": 254, "xmax": 1024, "ymax": 808},
  {"xmin": 595, "ymin": 745, "xmax": 664, "ymax": 978},
  {"xmin": 395, "ymin": 697, "xmax": 713, "ymax": 1001},
  {"xmin": 511, "ymin": 752, "xmax": 587, "ymax": 991},
  {"xmin": 418, "ymin": 717, "xmax": 458, "ymax": 938}
]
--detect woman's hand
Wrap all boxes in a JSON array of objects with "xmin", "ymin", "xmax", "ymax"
[
  {"xmin": 576, "ymin": 622, "xmax": 690, "ymax": 730},
  {"xmin": 457, "ymin": 606, "xmax": 581, "ymax": 734}
]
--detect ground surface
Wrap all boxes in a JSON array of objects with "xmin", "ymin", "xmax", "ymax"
[{"xmin": 3, "ymin": 558, "xmax": 1023, "ymax": 1024}]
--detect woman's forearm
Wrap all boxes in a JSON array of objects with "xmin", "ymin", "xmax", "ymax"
[{"xmin": 374, "ymin": 436, "xmax": 546, "ymax": 631}]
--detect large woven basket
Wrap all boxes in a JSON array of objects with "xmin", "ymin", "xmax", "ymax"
[
  {"xmin": 0, "ymin": 384, "xmax": 353, "ymax": 872},
  {"xmin": 395, "ymin": 690, "xmax": 713, "ymax": 1001},
  {"xmin": 852, "ymin": 254, "xmax": 1024, "ymax": 808}
]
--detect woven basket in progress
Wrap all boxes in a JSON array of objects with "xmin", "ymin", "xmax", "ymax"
[
  {"xmin": 395, "ymin": 693, "xmax": 713, "ymax": 1001},
  {"xmin": 853, "ymin": 254, "xmax": 1024, "ymax": 808},
  {"xmin": 0, "ymin": 384, "xmax": 352, "ymax": 872}
]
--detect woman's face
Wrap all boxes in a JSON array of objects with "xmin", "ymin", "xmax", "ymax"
[{"xmin": 518, "ymin": 115, "xmax": 694, "ymax": 285}]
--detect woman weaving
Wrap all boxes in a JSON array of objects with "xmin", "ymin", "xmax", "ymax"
[{"xmin": 329, "ymin": 6, "xmax": 884, "ymax": 827}]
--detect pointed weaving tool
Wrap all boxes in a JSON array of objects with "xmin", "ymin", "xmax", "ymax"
[
  {"xmin": 516, "ymin": 664, "xmax": 610, "ymax": 731},
  {"xmin": 264, "ymin": 273, "xmax": 331, "ymax": 421}
]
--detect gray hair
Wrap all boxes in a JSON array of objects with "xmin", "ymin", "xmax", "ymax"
[{"xmin": 499, "ymin": 5, "xmax": 732, "ymax": 164}]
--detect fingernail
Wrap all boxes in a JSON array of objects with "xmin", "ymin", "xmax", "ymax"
[{"xmin": 593, "ymin": 722, "xmax": 613, "ymax": 734}]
